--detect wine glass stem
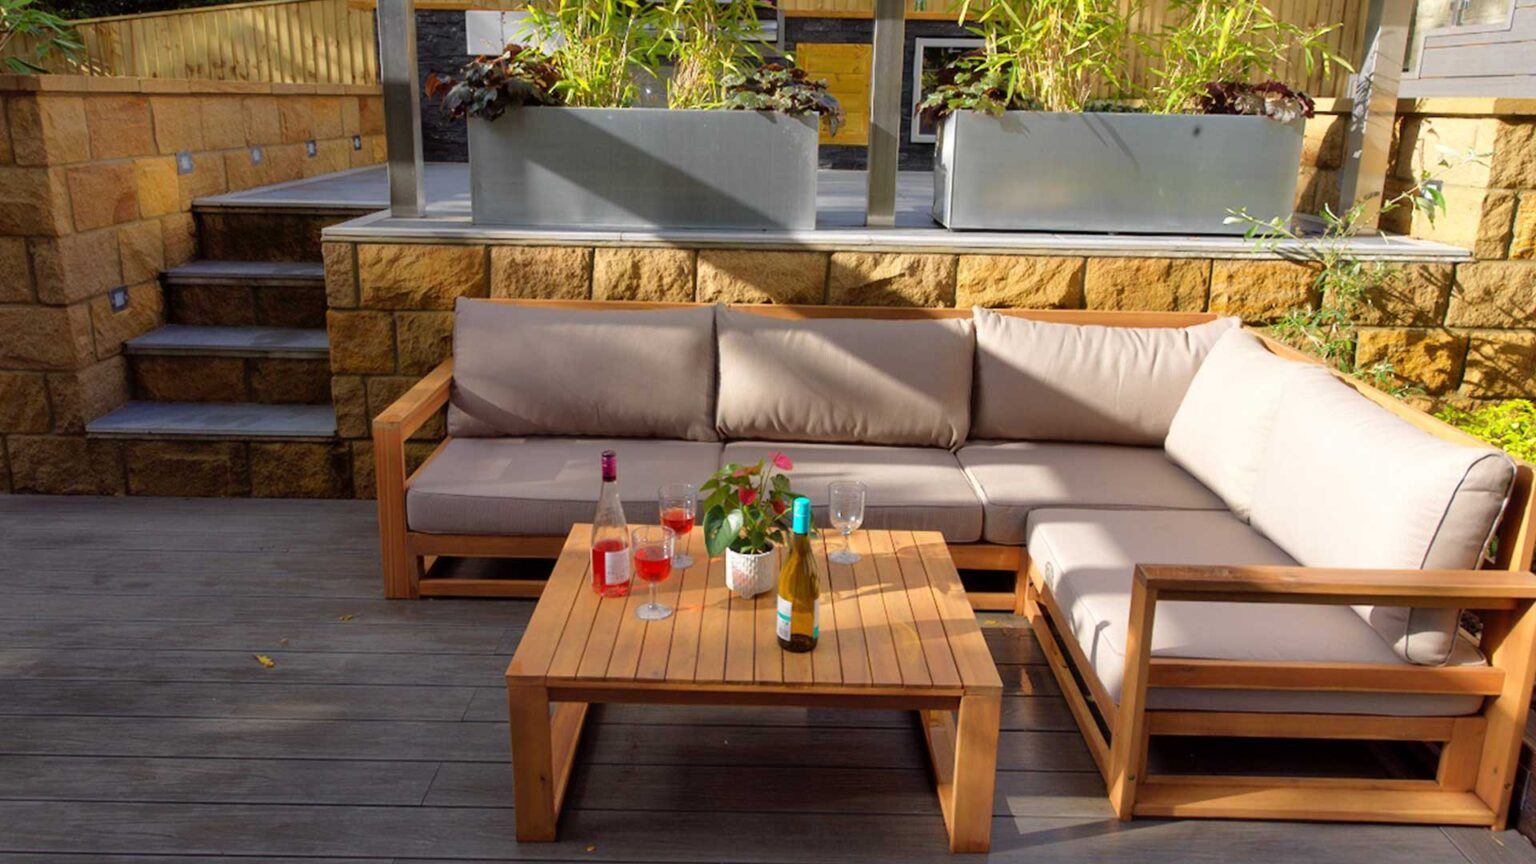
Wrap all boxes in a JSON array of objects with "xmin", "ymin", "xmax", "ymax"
[
  {"xmin": 844, "ymin": 528, "xmax": 853, "ymax": 557},
  {"xmin": 649, "ymin": 579, "xmax": 658, "ymax": 612}
]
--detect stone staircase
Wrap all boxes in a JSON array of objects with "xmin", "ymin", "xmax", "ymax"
[{"xmin": 85, "ymin": 206, "xmax": 359, "ymax": 497}]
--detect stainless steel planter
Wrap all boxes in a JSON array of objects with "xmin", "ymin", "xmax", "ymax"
[
  {"xmin": 932, "ymin": 111, "xmax": 1305, "ymax": 234},
  {"xmin": 468, "ymin": 108, "xmax": 818, "ymax": 230}
]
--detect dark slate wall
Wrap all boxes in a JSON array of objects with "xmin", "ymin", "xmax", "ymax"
[
  {"xmin": 419, "ymin": 10, "xmax": 470, "ymax": 163},
  {"xmin": 413, "ymin": 10, "xmax": 969, "ymax": 169}
]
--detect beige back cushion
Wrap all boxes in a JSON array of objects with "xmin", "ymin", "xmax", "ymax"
[
  {"xmin": 447, "ymin": 300, "xmax": 718, "ymax": 441},
  {"xmin": 1250, "ymin": 370, "xmax": 1515, "ymax": 665},
  {"xmin": 972, "ymin": 309, "xmax": 1239, "ymax": 445},
  {"xmin": 1165, "ymin": 329, "xmax": 1308, "ymax": 521},
  {"xmin": 715, "ymin": 308, "xmax": 974, "ymax": 448}
]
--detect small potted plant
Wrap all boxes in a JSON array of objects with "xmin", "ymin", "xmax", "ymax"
[{"xmin": 701, "ymin": 452, "xmax": 797, "ymax": 598}]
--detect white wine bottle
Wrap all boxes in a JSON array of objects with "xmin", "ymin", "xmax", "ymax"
[{"xmin": 776, "ymin": 496, "xmax": 820, "ymax": 652}]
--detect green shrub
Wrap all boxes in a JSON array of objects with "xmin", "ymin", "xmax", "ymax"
[{"xmin": 1436, "ymin": 400, "xmax": 1536, "ymax": 463}]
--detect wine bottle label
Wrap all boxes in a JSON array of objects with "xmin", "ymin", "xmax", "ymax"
[
  {"xmin": 776, "ymin": 596, "xmax": 819, "ymax": 641},
  {"xmin": 604, "ymin": 548, "xmax": 631, "ymax": 586}
]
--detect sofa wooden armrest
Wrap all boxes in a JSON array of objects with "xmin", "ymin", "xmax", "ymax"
[
  {"xmin": 374, "ymin": 358, "xmax": 453, "ymax": 599},
  {"xmin": 1135, "ymin": 564, "xmax": 1536, "ymax": 609},
  {"xmin": 1101, "ymin": 562, "xmax": 1536, "ymax": 828},
  {"xmin": 374, "ymin": 358, "xmax": 454, "ymax": 435}
]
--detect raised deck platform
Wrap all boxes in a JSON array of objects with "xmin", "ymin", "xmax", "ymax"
[
  {"xmin": 199, "ymin": 164, "xmax": 1472, "ymax": 262},
  {"xmin": 0, "ymin": 494, "xmax": 1528, "ymax": 862}
]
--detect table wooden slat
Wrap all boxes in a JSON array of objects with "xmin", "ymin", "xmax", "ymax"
[
  {"xmin": 827, "ymin": 529, "xmax": 871, "ymax": 687},
  {"xmin": 724, "ymin": 566, "xmax": 757, "ymax": 684},
  {"xmin": 850, "ymin": 531, "xmax": 904, "ymax": 687},
  {"xmin": 693, "ymin": 552, "xmax": 730, "ymax": 683},
  {"xmin": 914, "ymin": 531, "xmax": 1004, "ymax": 693},
  {"xmin": 894, "ymin": 530, "xmax": 963, "ymax": 689},
  {"xmin": 657, "ymin": 528, "xmax": 709, "ymax": 682},
  {"xmin": 628, "ymin": 529, "xmax": 693, "ymax": 680},
  {"xmin": 808, "ymin": 534, "xmax": 841, "ymax": 686},
  {"xmin": 506, "ymin": 525, "xmax": 593, "ymax": 681},
  {"xmin": 869, "ymin": 530, "xmax": 932, "ymax": 688}
]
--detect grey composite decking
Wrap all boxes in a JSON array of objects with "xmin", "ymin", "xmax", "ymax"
[{"xmin": 0, "ymin": 494, "xmax": 1531, "ymax": 863}]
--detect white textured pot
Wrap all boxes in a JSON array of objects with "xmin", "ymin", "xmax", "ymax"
[{"xmin": 725, "ymin": 546, "xmax": 778, "ymax": 599}]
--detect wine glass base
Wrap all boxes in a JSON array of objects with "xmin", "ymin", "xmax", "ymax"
[
  {"xmin": 673, "ymin": 553, "xmax": 695, "ymax": 570},
  {"xmin": 828, "ymin": 550, "xmax": 861, "ymax": 565},
  {"xmin": 636, "ymin": 602, "xmax": 673, "ymax": 621}
]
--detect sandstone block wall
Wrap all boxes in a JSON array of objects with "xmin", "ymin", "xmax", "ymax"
[{"xmin": 0, "ymin": 74, "xmax": 384, "ymax": 495}]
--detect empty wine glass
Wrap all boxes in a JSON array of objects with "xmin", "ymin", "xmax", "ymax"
[
  {"xmin": 827, "ymin": 481, "xmax": 866, "ymax": 565},
  {"xmin": 658, "ymin": 483, "xmax": 697, "ymax": 570},
  {"xmin": 631, "ymin": 525, "xmax": 675, "ymax": 621}
]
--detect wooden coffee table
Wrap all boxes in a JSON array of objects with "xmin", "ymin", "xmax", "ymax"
[{"xmin": 505, "ymin": 524, "xmax": 1004, "ymax": 853}]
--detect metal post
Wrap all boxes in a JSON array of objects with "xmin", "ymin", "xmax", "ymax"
[
  {"xmin": 865, "ymin": 0, "xmax": 905, "ymax": 227},
  {"xmin": 378, "ymin": 0, "xmax": 425, "ymax": 218},
  {"xmin": 1337, "ymin": 0, "xmax": 1412, "ymax": 230}
]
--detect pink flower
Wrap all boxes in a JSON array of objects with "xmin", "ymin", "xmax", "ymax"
[
  {"xmin": 731, "ymin": 465, "xmax": 750, "ymax": 478},
  {"xmin": 739, "ymin": 488, "xmax": 759, "ymax": 506},
  {"xmin": 771, "ymin": 452, "xmax": 794, "ymax": 471}
]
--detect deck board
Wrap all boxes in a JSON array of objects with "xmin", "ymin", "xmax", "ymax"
[{"xmin": 0, "ymin": 495, "xmax": 1527, "ymax": 862}]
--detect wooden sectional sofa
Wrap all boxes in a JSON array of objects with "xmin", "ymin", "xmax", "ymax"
[{"xmin": 374, "ymin": 299, "xmax": 1536, "ymax": 828}]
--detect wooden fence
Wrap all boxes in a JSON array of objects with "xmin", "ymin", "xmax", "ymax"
[
  {"xmin": 7, "ymin": 0, "xmax": 378, "ymax": 84},
  {"xmin": 777, "ymin": 0, "xmax": 1369, "ymax": 99}
]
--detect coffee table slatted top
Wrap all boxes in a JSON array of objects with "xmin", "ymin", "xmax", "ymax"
[{"xmin": 507, "ymin": 525, "xmax": 1002, "ymax": 697}]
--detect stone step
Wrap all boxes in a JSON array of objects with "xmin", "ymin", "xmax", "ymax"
[
  {"xmin": 162, "ymin": 262, "xmax": 327, "ymax": 329},
  {"xmin": 193, "ymin": 207, "xmax": 357, "ymax": 262},
  {"xmin": 126, "ymin": 325, "xmax": 330, "ymax": 359},
  {"xmin": 129, "ymin": 351, "xmax": 332, "ymax": 405},
  {"xmin": 162, "ymin": 260, "xmax": 325, "ymax": 286},
  {"xmin": 87, "ymin": 401, "xmax": 337, "ymax": 440}
]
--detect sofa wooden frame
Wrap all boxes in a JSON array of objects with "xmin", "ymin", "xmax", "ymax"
[{"xmin": 374, "ymin": 299, "xmax": 1536, "ymax": 828}]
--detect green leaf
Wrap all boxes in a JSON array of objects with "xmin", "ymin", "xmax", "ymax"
[{"xmin": 704, "ymin": 507, "xmax": 744, "ymax": 558}]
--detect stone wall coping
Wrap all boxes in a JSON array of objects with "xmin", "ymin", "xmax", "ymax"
[
  {"xmin": 0, "ymin": 73, "xmax": 381, "ymax": 97},
  {"xmin": 322, "ymin": 210, "xmax": 1475, "ymax": 263}
]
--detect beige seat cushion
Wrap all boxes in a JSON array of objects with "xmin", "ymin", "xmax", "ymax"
[
  {"xmin": 407, "ymin": 438, "xmax": 724, "ymax": 535},
  {"xmin": 447, "ymin": 300, "xmax": 718, "ymax": 441},
  {"xmin": 721, "ymin": 442, "xmax": 983, "ymax": 543},
  {"xmin": 958, "ymin": 441, "xmax": 1225, "ymax": 545},
  {"xmin": 1251, "ymin": 371, "xmax": 1516, "ymax": 665},
  {"xmin": 1165, "ymin": 328, "xmax": 1307, "ymax": 521},
  {"xmin": 715, "ymin": 308, "xmax": 974, "ymax": 448},
  {"xmin": 1027, "ymin": 508, "xmax": 1485, "ymax": 716},
  {"xmin": 972, "ymin": 308, "xmax": 1238, "ymax": 445}
]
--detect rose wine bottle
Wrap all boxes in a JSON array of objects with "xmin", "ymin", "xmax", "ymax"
[
  {"xmin": 776, "ymin": 497, "xmax": 820, "ymax": 652},
  {"xmin": 591, "ymin": 451, "xmax": 631, "ymax": 597}
]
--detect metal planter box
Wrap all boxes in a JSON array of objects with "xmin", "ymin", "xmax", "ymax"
[
  {"xmin": 932, "ymin": 111, "xmax": 1305, "ymax": 234},
  {"xmin": 469, "ymin": 108, "xmax": 818, "ymax": 230}
]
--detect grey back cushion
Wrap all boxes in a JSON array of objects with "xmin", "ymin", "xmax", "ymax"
[
  {"xmin": 447, "ymin": 299, "xmax": 718, "ymax": 441},
  {"xmin": 1165, "ymin": 328, "xmax": 1308, "ymax": 521},
  {"xmin": 715, "ymin": 308, "xmax": 975, "ymax": 448},
  {"xmin": 1250, "ymin": 369, "xmax": 1516, "ymax": 665},
  {"xmin": 972, "ymin": 308, "xmax": 1239, "ymax": 445}
]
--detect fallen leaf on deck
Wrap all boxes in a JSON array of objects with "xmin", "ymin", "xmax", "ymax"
[
  {"xmin": 278, "ymin": 638, "xmax": 290, "ymax": 647},
  {"xmin": 254, "ymin": 654, "xmax": 276, "ymax": 668},
  {"xmin": 338, "ymin": 614, "xmax": 355, "ymax": 622}
]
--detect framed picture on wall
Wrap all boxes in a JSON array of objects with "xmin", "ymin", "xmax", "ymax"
[{"xmin": 910, "ymin": 37, "xmax": 984, "ymax": 144}]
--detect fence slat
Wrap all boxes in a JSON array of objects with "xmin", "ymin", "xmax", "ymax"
[{"xmin": 4, "ymin": 0, "xmax": 378, "ymax": 84}]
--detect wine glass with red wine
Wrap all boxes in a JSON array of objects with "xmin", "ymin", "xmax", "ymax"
[
  {"xmin": 658, "ymin": 483, "xmax": 697, "ymax": 569},
  {"xmin": 631, "ymin": 525, "xmax": 675, "ymax": 621}
]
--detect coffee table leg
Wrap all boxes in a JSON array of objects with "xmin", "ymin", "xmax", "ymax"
[
  {"xmin": 951, "ymin": 694, "xmax": 1001, "ymax": 852},
  {"xmin": 921, "ymin": 693, "xmax": 1001, "ymax": 853},
  {"xmin": 508, "ymin": 683, "xmax": 563, "ymax": 842}
]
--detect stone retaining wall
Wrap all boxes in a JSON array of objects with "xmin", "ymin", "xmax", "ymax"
[{"xmin": 0, "ymin": 74, "xmax": 384, "ymax": 495}]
